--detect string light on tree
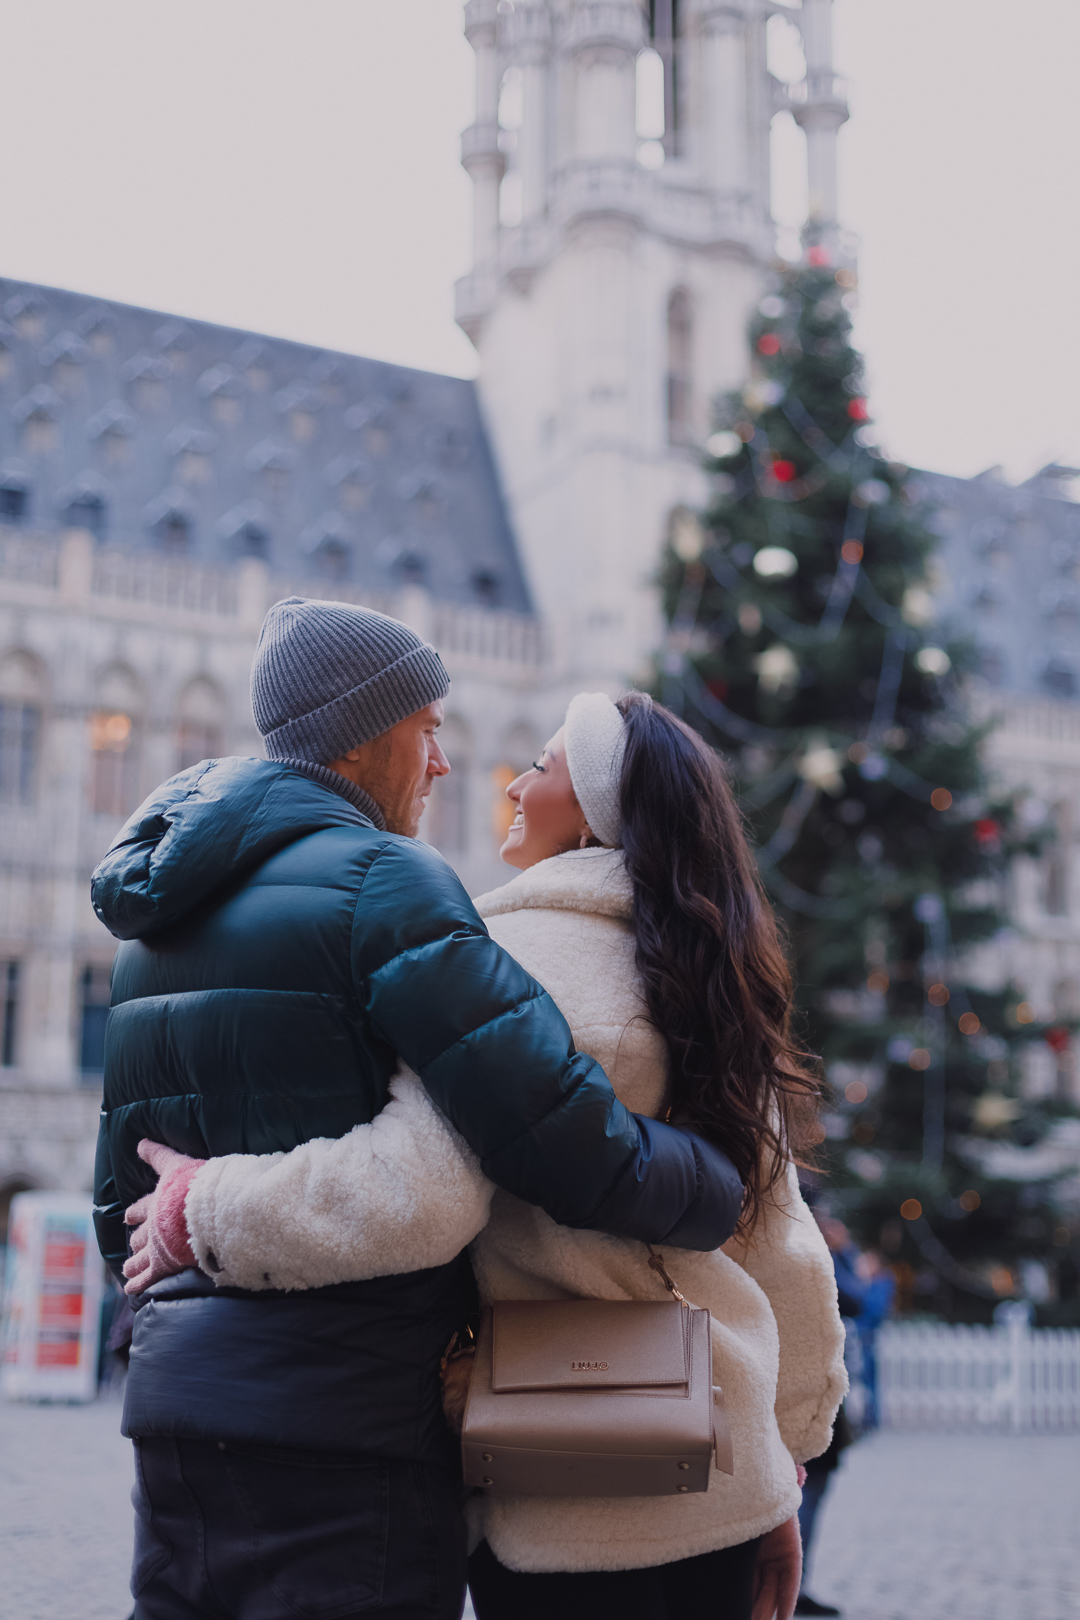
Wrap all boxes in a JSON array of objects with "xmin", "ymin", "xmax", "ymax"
[{"xmin": 656, "ymin": 259, "xmax": 1065, "ymax": 1321}]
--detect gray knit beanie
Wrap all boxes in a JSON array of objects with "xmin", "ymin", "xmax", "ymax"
[{"xmin": 251, "ymin": 596, "xmax": 450, "ymax": 763}]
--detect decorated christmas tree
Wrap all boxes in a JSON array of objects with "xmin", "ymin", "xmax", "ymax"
[{"xmin": 657, "ymin": 258, "xmax": 1077, "ymax": 1322}]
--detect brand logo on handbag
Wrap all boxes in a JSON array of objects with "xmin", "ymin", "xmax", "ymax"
[{"xmin": 570, "ymin": 1360, "xmax": 609, "ymax": 1371}]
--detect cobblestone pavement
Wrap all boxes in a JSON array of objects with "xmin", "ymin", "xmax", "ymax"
[
  {"xmin": 1, "ymin": 1398, "xmax": 1077, "ymax": 1620},
  {"xmin": 807, "ymin": 1430, "xmax": 1080, "ymax": 1620}
]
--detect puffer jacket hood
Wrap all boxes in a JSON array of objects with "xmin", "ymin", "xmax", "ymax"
[{"xmin": 92, "ymin": 757, "xmax": 369, "ymax": 942}]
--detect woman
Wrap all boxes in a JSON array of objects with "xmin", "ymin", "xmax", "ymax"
[{"xmin": 126, "ymin": 692, "xmax": 846, "ymax": 1620}]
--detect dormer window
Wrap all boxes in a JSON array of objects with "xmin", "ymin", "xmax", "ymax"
[
  {"xmin": 233, "ymin": 340, "xmax": 272, "ymax": 393},
  {"xmin": 165, "ymin": 424, "xmax": 217, "ymax": 486},
  {"xmin": 198, "ymin": 364, "xmax": 243, "ymax": 427},
  {"xmin": 153, "ymin": 321, "xmax": 193, "ymax": 373},
  {"xmin": 471, "ymin": 568, "xmax": 501, "ymax": 605},
  {"xmin": 302, "ymin": 513, "xmax": 352, "ymax": 582},
  {"xmin": 394, "ymin": 549, "xmax": 428, "ymax": 586},
  {"xmin": 397, "ymin": 468, "xmax": 444, "ymax": 522},
  {"xmin": 15, "ymin": 386, "xmax": 61, "ymax": 454},
  {"xmin": 63, "ymin": 491, "xmax": 107, "ymax": 538},
  {"xmin": 315, "ymin": 538, "xmax": 350, "ymax": 581},
  {"xmin": 246, "ymin": 439, "xmax": 295, "ymax": 500},
  {"xmin": 4, "ymin": 291, "xmax": 47, "ymax": 340},
  {"xmin": 121, "ymin": 354, "xmax": 171, "ymax": 412},
  {"xmin": 76, "ymin": 305, "xmax": 118, "ymax": 357},
  {"xmin": 276, "ymin": 382, "xmax": 322, "ymax": 444},
  {"xmin": 0, "ymin": 323, "xmax": 17, "ymax": 380},
  {"xmin": 345, "ymin": 398, "xmax": 391, "ymax": 456},
  {"xmin": 144, "ymin": 488, "xmax": 194, "ymax": 554},
  {"xmin": 40, "ymin": 332, "xmax": 90, "ymax": 397},
  {"xmin": 0, "ymin": 480, "xmax": 28, "ymax": 522},
  {"xmin": 160, "ymin": 514, "xmax": 190, "ymax": 553},
  {"xmin": 325, "ymin": 456, "xmax": 373, "ymax": 512},
  {"xmin": 237, "ymin": 523, "xmax": 269, "ymax": 560},
  {"xmin": 88, "ymin": 399, "xmax": 136, "ymax": 469}
]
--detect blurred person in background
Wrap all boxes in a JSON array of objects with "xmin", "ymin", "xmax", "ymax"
[{"xmin": 794, "ymin": 1212, "xmax": 893, "ymax": 1617}]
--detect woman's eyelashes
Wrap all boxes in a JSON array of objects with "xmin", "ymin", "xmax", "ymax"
[{"xmin": 531, "ymin": 760, "xmax": 547, "ymax": 773}]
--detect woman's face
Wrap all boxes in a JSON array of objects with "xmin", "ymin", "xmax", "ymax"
[{"xmin": 500, "ymin": 726, "xmax": 591, "ymax": 870}]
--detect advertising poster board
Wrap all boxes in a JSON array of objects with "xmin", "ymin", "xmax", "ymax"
[{"xmin": 1, "ymin": 1191, "xmax": 103, "ymax": 1402}]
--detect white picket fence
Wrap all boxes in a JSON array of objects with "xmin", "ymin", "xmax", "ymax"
[{"xmin": 877, "ymin": 1316, "xmax": 1080, "ymax": 1432}]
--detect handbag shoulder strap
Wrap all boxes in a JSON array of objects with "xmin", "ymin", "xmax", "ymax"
[{"xmin": 644, "ymin": 1244, "xmax": 689, "ymax": 1307}]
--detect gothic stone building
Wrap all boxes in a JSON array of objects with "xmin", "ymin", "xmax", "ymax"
[{"xmin": 0, "ymin": 0, "xmax": 1077, "ymax": 1229}]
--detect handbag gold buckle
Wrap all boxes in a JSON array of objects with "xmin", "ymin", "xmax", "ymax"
[{"xmin": 645, "ymin": 1245, "xmax": 690, "ymax": 1306}]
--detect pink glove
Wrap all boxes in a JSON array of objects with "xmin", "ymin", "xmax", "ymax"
[{"xmin": 122, "ymin": 1139, "xmax": 206, "ymax": 1296}]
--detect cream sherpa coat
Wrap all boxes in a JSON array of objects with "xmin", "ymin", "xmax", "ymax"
[{"xmin": 183, "ymin": 848, "xmax": 846, "ymax": 1575}]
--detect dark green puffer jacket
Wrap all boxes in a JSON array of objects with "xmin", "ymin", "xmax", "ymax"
[{"xmin": 92, "ymin": 758, "xmax": 742, "ymax": 1462}]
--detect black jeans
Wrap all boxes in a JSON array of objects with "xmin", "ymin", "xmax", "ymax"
[
  {"xmin": 468, "ymin": 1535, "xmax": 762, "ymax": 1620},
  {"xmin": 130, "ymin": 1437, "xmax": 467, "ymax": 1620}
]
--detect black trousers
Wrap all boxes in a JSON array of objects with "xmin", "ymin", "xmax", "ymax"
[
  {"xmin": 130, "ymin": 1437, "xmax": 467, "ymax": 1620},
  {"xmin": 468, "ymin": 1534, "xmax": 763, "ymax": 1620}
]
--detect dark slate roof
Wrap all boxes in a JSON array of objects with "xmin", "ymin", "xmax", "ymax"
[
  {"xmin": 0, "ymin": 276, "xmax": 531, "ymax": 612},
  {"xmin": 915, "ymin": 466, "xmax": 1080, "ymax": 702}
]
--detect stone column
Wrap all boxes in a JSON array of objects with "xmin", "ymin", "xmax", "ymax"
[
  {"xmin": 462, "ymin": 0, "xmax": 505, "ymax": 265},
  {"xmin": 560, "ymin": 2, "xmax": 642, "ymax": 164},
  {"xmin": 503, "ymin": 3, "xmax": 552, "ymax": 221},
  {"xmin": 793, "ymin": 0, "xmax": 849, "ymax": 236},
  {"xmin": 697, "ymin": 4, "xmax": 750, "ymax": 196}
]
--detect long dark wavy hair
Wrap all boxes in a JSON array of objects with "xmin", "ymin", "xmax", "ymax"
[{"xmin": 615, "ymin": 693, "xmax": 821, "ymax": 1231}]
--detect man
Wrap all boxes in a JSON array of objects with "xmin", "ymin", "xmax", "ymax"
[{"xmin": 92, "ymin": 597, "xmax": 743, "ymax": 1620}]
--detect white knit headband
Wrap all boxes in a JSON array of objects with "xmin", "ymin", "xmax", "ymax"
[{"xmin": 563, "ymin": 691, "xmax": 627, "ymax": 848}]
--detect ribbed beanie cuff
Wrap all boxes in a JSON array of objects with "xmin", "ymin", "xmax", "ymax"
[{"xmin": 251, "ymin": 597, "xmax": 450, "ymax": 763}]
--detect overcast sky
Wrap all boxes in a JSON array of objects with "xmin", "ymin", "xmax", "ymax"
[{"xmin": 2, "ymin": 0, "xmax": 1076, "ymax": 483}]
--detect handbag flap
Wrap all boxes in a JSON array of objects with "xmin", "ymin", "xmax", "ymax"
[{"xmin": 491, "ymin": 1299, "xmax": 690, "ymax": 1392}]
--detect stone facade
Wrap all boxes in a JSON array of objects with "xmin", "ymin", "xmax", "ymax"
[{"xmin": 1, "ymin": 0, "xmax": 1077, "ymax": 1225}]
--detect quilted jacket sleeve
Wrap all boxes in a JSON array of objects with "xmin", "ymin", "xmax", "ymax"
[
  {"xmin": 182, "ymin": 1071, "xmax": 494, "ymax": 1292},
  {"xmin": 732, "ymin": 1157, "xmax": 848, "ymax": 1463},
  {"xmin": 353, "ymin": 839, "xmax": 744, "ymax": 1252}
]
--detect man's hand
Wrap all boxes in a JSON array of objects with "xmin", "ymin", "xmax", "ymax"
[
  {"xmin": 752, "ymin": 1514, "xmax": 802, "ymax": 1620},
  {"xmin": 122, "ymin": 1139, "xmax": 206, "ymax": 1296}
]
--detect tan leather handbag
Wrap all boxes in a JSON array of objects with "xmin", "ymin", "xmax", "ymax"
[{"xmin": 460, "ymin": 1253, "xmax": 733, "ymax": 1498}]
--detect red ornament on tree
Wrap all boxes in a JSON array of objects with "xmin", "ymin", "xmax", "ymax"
[
  {"xmin": 807, "ymin": 246, "xmax": 831, "ymax": 267},
  {"xmin": 1045, "ymin": 1026, "xmax": 1071, "ymax": 1054},
  {"xmin": 757, "ymin": 333, "xmax": 781, "ymax": 356},
  {"xmin": 974, "ymin": 818, "xmax": 1001, "ymax": 848},
  {"xmin": 707, "ymin": 677, "xmax": 729, "ymax": 701},
  {"xmin": 847, "ymin": 398, "xmax": 870, "ymax": 421},
  {"xmin": 772, "ymin": 459, "xmax": 796, "ymax": 482}
]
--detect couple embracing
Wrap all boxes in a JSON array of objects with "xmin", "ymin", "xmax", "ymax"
[{"xmin": 93, "ymin": 596, "xmax": 846, "ymax": 1620}]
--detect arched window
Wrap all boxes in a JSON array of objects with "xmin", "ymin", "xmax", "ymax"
[
  {"xmin": 176, "ymin": 677, "xmax": 225, "ymax": 772},
  {"xmin": 426, "ymin": 716, "xmax": 472, "ymax": 858},
  {"xmin": 666, "ymin": 288, "xmax": 694, "ymax": 444},
  {"xmin": 0, "ymin": 651, "xmax": 44, "ymax": 805},
  {"xmin": 89, "ymin": 666, "xmax": 142, "ymax": 819}
]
